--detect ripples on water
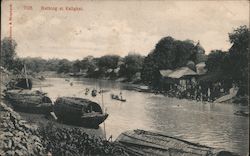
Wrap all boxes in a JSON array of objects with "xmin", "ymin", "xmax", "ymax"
[{"xmin": 35, "ymin": 78, "xmax": 249, "ymax": 156}]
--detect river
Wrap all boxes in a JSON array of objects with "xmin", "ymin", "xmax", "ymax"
[{"xmin": 34, "ymin": 77, "xmax": 249, "ymax": 155}]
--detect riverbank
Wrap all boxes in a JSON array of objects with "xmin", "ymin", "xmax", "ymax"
[
  {"xmin": 0, "ymin": 70, "xmax": 129, "ymax": 155},
  {"xmin": 36, "ymin": 71, "xmax": 248, "ymax": 105},
  {"xmin": 0, "ymin": 101, "xmax": 129, "ymax": 156}
]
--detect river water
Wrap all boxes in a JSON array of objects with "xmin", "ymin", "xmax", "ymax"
[{"xmin": 35, "ymin": 77, "xmax": 249, "ymax": 155}]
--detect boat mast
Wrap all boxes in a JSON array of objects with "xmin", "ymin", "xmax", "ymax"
[
  {"xmin": 101, "ymin": 85, "xmax": 107, "ymax": 140},
  {"xmin": 24, "ymin": 64, "xmax": 29, "ymax": 89}
]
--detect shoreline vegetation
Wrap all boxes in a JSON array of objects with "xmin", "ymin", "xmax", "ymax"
[{"xmin": 1, "ymin": 25, "xmax": 248, "ymax": 105}]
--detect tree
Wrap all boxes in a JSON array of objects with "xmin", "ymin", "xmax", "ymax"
[
  {"xmin": 141, "ymin": 52, "xmax": 161, "ymax": 87},
  {"xmin": 57, "ymin": 59, "xmax": 72, "ymax": 73},
  {"xmin": 228, "ymin": 25, "xmax": 249, "ymax": 82},
  {"xmin": 205, "ymin": 50, "xmax": 228, "ymax": 73},
  {"xmin": 228, "ymin": 25, "xmax": 249, "ymax": 95},
  {"xmin": 141, "ymin": 36, "xmax": 198, "ymax": 86},
  {"xmin": 72, "ymin": 60, "xmax": 81, "ymax": 73},
  {"xmin": 1, "ymin": 37, "xmax": 17, "ymax": 70},
  {"xmin": 119, "ymin": 53, "xmax": 144, "ymax": 80},
  {"xmin": 97, "ymin": 55, "xmax": 120, "ymax": 69}
]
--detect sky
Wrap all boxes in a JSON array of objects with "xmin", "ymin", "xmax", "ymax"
[{"xmin": 1, "ymin": 0, "xmax": 249, "ymax": 60}]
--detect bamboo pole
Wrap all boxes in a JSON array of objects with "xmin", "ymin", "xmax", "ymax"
[
  {"xmin": 101, "ymin": 86, "xmax": 107, "ymax": 140},
  {"xmin": 24, "ymin": 64, "xmax": 29, "ymax": 89}
]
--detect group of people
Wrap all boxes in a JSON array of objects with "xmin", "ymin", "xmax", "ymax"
[{"xmin": 163, "ymin": 80, "xmax": 235, "ymax": 102}]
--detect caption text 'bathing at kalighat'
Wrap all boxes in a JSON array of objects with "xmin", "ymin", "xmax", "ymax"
[{"xmin": 23, "ymin": 5, "xmax": 83, "ymax": 11}]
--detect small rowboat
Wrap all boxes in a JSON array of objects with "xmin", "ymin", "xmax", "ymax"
[
  {"xmin": 234, "ymin": 110, "xmax": 249, "ymax": 117},
  {"xmin": 111, "ymin": 94, "xmax": 126, "ymax": 102}
]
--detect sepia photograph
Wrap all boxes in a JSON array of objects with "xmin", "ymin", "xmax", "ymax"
[{"xmin": 0, "ymin": 0, "xmax": 249, "ymax": 155}]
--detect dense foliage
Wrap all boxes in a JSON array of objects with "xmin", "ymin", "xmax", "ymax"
[
  {"xmin": 205, "ymin": 50, "xmax": 228, "ymax": 73},
  {"xmin": 205, "ymin": 25, "xmax": 249, "ymax": 95},
  {"xmin": 1, "ymin": 37, "xmax": 23, "ymax": 73},
  {"xmin": 119, "ymin": 53, "xmax": 144, "ymax": 80},
  {"xmin": 141, "ymin": 37, "xmax": 198, "ymax": 86}
]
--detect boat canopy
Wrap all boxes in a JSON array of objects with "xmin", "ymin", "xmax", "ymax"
[{"xmin": 55, "ymin": 97, "xmax": 103, "ymax": 113}]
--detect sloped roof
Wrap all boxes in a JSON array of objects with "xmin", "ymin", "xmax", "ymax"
[
  {"xmin": 168, "ymin": 67, "xmax": 197, "ymax": 79},
  {"xmin": 160, "ymin": 67, "xmax": 197, "ymax": 79},
  {"xmin": 160, "ymin": 69, "xmax": 173, "ymax": 77},
  {"xmin": 196, "ymin": 62, "xmax": 207, "ymax": 75}
]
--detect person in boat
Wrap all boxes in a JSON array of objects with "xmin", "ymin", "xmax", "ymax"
[
  {"xmin": 120, "ymin": 91, "xmax": 123, "ymax": 99},
  {"xmin": 91, "ymin": 89, "xmax": 97, "ymax": 97},
  {"xmin": 85, "ymin": 88, "xmax": 89, "ymax": 95}
]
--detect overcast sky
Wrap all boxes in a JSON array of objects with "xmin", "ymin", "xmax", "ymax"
[{"xmin": 1, "ymin": 0, "xmax": 249, "ymax": 60}]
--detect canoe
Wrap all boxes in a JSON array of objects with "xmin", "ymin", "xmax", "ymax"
[
  {"xmin": 115, "ymin": 129, "xmax": 239, "ymax": 156},
  {"xmin": 54, "ymin": 97, "xmax": 108, "ymax": 128},
  {"xmin": 234, "ymin": 110, "xmax": 249, "ymax": 117},
  {"xmin": 111, "ymin": 94, "xmax": 126, "ymax": 102},
  {"xmin": 4, "ymin": 90, "xmax": 53, "ymax": 114}
]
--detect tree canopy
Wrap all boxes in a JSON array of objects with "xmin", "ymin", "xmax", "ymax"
[
  {"xmin": 228, "ymin": 25, "xmax": 249, "ymax": 82},
  {"xmin": 141, "ymin": 36, "xmax": 198, "ymax": 86},
  {"xmin": 119, "ymin": 53, "xmax": 144, "ymax": 80},
  {"xmin": 1, "ymin": 37, "xmax": 17, "ymax": 70}
]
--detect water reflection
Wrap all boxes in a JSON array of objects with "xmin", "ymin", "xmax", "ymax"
[{"xmin": 36, "ymin": 78, "xmax": 249, "ymax": 156}]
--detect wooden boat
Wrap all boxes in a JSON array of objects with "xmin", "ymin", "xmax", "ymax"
[
  {"xmin": 115, "ymin": 129, "xmax": 239, "ymax": 156},
  {"xmin": 69, "ymin": 73, "xmax": 84, "ymax": 77},
  {"xmin": 7, "ymin": 78, "xmax": 33, "ymax": 90},
  {"xmin": 38, "ymin": 76, "xmax": 45, "ymax": 81},
  {"xmin": 111, "ymin": 94, "xmax": 126, "ymax": 102},
  {"xmin": 53, "ymin": 97, "xmax": 108, "ymax": 128},
  {"xmin": 234, "ymin": 110, "xmax": 249, "ymax": 117},
  {"xmin": 4, "ymin": 90, "xmax": 53, "ymax": 114}
]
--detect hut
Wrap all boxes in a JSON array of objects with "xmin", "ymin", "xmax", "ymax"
[{"xmin": 159, "ymin": 69, "xmax": 174, "ymax": 91}]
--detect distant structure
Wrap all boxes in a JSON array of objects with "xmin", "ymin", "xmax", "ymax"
[{"xmin": 195, "ymin": 41, "xmax": 207, "ymax": 63}]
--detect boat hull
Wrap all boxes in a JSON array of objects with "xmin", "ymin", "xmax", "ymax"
[
  {"xmin": 115, "ymin": 129, "xmax": 239, "ymax": 156},
  {"xmin": 4, "ymin": 90, "xmax": 53, "ymax": 114},
  {"xmin": 81, "ymin": 113, "xmax": 109, "ymax": 128},
  {"xmin": 54, "ymin": 97, "xmax": 108, "ymax": 128}
]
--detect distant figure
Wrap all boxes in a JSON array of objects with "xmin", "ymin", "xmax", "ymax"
[
  {"xmin": 85, "ymin": 88, "xmax": 89, "ymax": 95},
  {"xmin": 70, "ymin": 82, "xmax": 73, "ymax": 86},
  {"xmin": 91, "ymin": 89, "xmax": 97, "ymax": 97},
  {"xmin": 119, "ymin": 91, "xmax": 122, "ymax": 95}
]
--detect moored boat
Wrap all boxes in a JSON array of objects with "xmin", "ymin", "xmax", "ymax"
[
  {"xmin": 6, "ymin": 78, "xmax": 33, "ymax": 90},
  {"xmin": 4, "ymin": 90, "xmax": 53, "ymax": 114},
  {"xmin": 115, "ymin": 129, "xmax": 239, "ymax": 156},
  {"xmin": 53, "ymin": 97, "xmax": 108, "ymax": 128}
]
